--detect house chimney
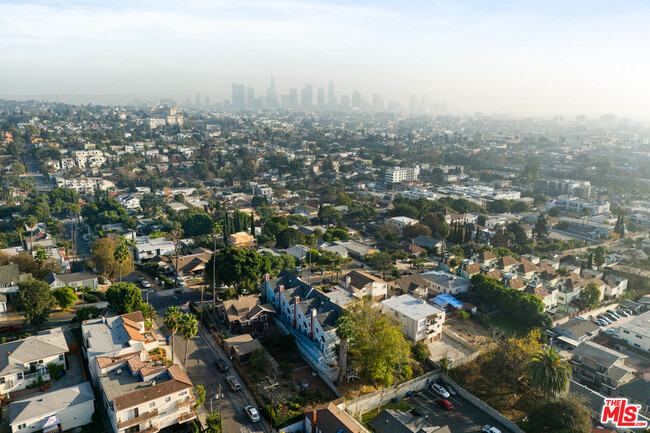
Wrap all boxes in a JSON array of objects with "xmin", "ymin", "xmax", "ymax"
[
  {"xmin": 279, "ymin": 284, "xmax": 284, "ymax": 292},
  {"xmin": 293, "ymin": 296, "xmax": 300, "ymax": 328},
  {"xmin": 265, "ymin": 274, "xmax": 270, "ymax": 282},
  {"xmin": 311, "ymin": 410, "xmax": 317, "ymax": 433},
  {"xmin": 310, "ymin": 309, "xmax": 317, "ymax": 340}
]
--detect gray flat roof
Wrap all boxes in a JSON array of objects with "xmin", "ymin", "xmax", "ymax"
[
  {"xmin": 82, "ymin": 316, "xmax": 132, "ymax": 358},
  {"xmin": 382, "ymin": 294, "xmax": 444, "ymax": 320},
  {"xmin": 99, "ymin": 366, "xmax": 172, "ymax": 403},
  {"xmin": 9, "ymin": 382, "xmax": 94, "ymax": 426}
]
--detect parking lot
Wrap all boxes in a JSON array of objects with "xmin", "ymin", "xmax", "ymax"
[{"xmin": 404, "ymin": 388, "xmax": 515, "ymax": 433}]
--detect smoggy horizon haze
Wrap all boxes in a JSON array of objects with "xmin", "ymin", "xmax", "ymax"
[{"xmin": 1, "ymin": 0, "xmax": 650, "ymax": 118}]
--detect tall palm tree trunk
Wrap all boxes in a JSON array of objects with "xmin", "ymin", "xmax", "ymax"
[
  {"xmin": 184, "ymin": 339, "xmax": 189, "ymax": 368},
  {"xmin": 337, "ymin": 338, "xmax": 348, "ymax": 384}
]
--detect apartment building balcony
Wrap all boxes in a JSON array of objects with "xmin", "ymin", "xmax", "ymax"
[
  {"xmin": 177, "ymin": 410, "xmax": 197, "ymax": 424},
  {"xmin": 117, "ymin": 409, "xmax": 158, "ymax": 430},
  {"xmin": 176, "ymin": 397, "xmax": 196, "ymax": 408}
]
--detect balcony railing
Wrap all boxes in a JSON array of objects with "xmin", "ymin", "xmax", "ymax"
[
  {"xmin": 117, "ymin": 409, "xmax": 158, "ymax": 429},
  {"xmin": 140, "ymin": 426, "xmax": 159, "ymax": 433},
  {"xmin": 177, "ymin": 397, "xmax": 196, "ymax": 408},
  {"xmin": 177, "ymin": 410, "xmax": 197, "ymax": 424}
]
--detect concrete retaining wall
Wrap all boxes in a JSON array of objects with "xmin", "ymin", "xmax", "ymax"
[
  {"xmin": 338, "ymin": 370, "xmax": 439, "ymax": 417},
  {"xmin": 442, "ymin": 375, "xmax": 526, "ymax": 433}
]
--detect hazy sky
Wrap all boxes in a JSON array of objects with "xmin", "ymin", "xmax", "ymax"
[{"xmin": 1, "ymin": 0, "xmax": 650, "ymax": 117}]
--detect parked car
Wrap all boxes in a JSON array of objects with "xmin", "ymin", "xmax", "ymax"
[
  {"xmin": 435, "ymin": 399, "xmax": 454, "ymax": 411},
  {"xmin": 623, "ymin": 309, "xmax": 633, "ymax": 316},
  {"xmin": 597, "ymin": 315, "xmax": 612, "ymax": 324},
  {"xmin": 443, "ymin": 384, "xmax": 457, "ymax": 396},
  {"xmin": 431, "ymin": 383, "xmax": 450, "ymax": 399},
  {"xmin": 321, "ymin": 278, "xmax": 330, "ymax": 284},
  {"xmin": 604, "ymin": 313, "xmax": 618, "ymax": 322},
  {"xmin": 617, "ymin": 310, "xmax": 629, "ymax": 317},
  {"xmin": 141, "ymin": 279, "xmax": 151, "ymax": 288},
  {"xmin": 215, "ymin": 359, "xmax": 229, "ymax": 372},
  {"xmin": 245, "ymin": 405, "xmax": 260, "ymax": 422},
  {"xmin": 482, "ymin": 426, "xmax": 502, "ymax": 433},
  {"xmin": 0, "ymin": 325, "xmax": 22, "ymax": 334},
  {"xmin": 606, "ymin": 310, "xmax": 620, "ymax": 319},
  {"xmin": 604, "ymin": 329, "xmax": 615, "ymax": 335},
  {"xmin": 226, "ymin": 376, "xmax": 241, "ymax": 391}
]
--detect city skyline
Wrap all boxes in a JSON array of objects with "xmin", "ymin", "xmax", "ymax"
[{"xmin": 2, "ymin": 0, "xmax": 650, "ymax": 118}]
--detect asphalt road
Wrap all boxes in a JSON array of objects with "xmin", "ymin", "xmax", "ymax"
[{"xmin": 147, "ymin": 288, "xmax": 267, "ymax": 433}]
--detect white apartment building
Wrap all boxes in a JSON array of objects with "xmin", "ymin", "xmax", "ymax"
[
  {"xmin": 546, "ymin": 196, "xmax": 610, "ymax": 215},
  {"xmin": 74, "ymin": 150, "xmax": 106, "ymax": 169},
  {"xmin": 382, "ymin": 294, "xmax": 446, "ymax": 343},
  {"xmin": 386, "ymin": 216, "xmax": 418, "ymax": 229},
  {"xmin": 135, "ymin": 237, "xmax": 175, "ymax": 261},
  {"xmin": 385, "ymin": 166, "xmax": 420, "ymax": 183},
  {"xmin": 0, "ymin": 328, "xmax": 68, "ymax": 395},
  {"xmin": 618, "ymin": 310, "xmax": 650, "ymax": 353},
  {"xmin": 100, "ymin": 364, "xmax": 195, "ymax": 433}
]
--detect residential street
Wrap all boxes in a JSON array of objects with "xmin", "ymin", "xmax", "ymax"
[{"xmin": 149, "ymin": 289, "xmax": 268, "ymax": 433}]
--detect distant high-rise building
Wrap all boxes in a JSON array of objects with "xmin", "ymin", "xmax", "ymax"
[
  {"xmin": 301, "ymin": 84, "xmax": 313, "ymax": 109},
  {"xmin": 232, "ymin": 83, "xmax": 245, "ymax": 108},
  {"xmin": 388, "ymin": 101, "xmax": 401, "ymax": 113},
  {"xmin": 194, "ymin": 92, "xmax": 201, "ymax": 108},
  {"xmin": 204, "ymin": 96, "xmax": 210, "ymax": 108},
  {"xmin": 340, "ymin": 94, "xmax": 351, "ymax": 108},
  {"xmin": 289, "ymin": 88, "xmax": 298, "ymax": 109},
  {"xmin": 409, "ymin": 94, "xmax": 417, "ymax": 114},
  {"xmin": 422, "ymin": 95, "xmax": 430, "ymax": 114},
  {"xmin": 317, "ymin": 87, "xmax": 325, "ymax": 108},
  {"xmin": 352, "ymin": 90, "xmax": 361, "ymax": 108},
  {"xmin": 372, "ymin": 94, "xmax": 384, "ymax": 112},
  {"xmin": 266, "ymin": 76, "xmax": 278, "ymax": 108},
  {"xmin": 435, "ymin": 102, "xmax": 447, "ymax": 115},
  {"xmin": 245, "ymin": 86, "xmax": 255, "ymax": 108},
  {"xmin": 327, "ymin": 81, "xmax": 336, "ymax": 108}
]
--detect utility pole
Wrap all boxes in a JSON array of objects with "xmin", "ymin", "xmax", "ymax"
[{"xmin": 200, "ymin": 286, "xmax": 204, "ymax": 328}]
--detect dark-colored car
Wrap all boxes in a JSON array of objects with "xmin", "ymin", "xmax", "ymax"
[
  {"xmin": 0, "ymin": 325, "xmax": 22, "ymax": 334},
  {"xmin": 215, "ymin": 359, "xmax": 229, "ymax": 372},
  {"xmin": 435, "ymin": 398, "xmax": 454, "ymax": 411}
]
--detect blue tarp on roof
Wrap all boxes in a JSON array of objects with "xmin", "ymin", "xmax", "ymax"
[{"xmin": 432, "ymin": 293, "xmax": 463, "ymax": 309}]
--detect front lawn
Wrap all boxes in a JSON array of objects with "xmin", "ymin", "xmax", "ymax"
[{"xmin": 490, "ymin": 312, "xmax": 529, "ymax": 337}]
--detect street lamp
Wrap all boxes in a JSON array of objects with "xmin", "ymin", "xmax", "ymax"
[{"xmin": 146, "ymin": 290, "xmax": 154, "ymax": 304}]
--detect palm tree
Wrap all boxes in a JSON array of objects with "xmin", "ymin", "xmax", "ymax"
[
  {"xmin": 527, "ymin": 346, "xmax": 572, "ymax": 399},
  {"xmin": 179, "ymin": 313, "xmax": 199, "ymax": 369},
  {"xmin": 336, "ymin": 315, "xmax": 354, "ymax": 384},
  {"xmin": 164, "ymin": 307, "xmax": 181, "ymax": 364},
  {"xmin": 25, "ymin": 215, "xmax": 38, "ymax": 252},
  {"xmin": 211, "ymin": 222, "xmax": 222, "ymax": 309},
  {"xmin": 13, "ymin": 216, "xmax": 25, "ymax": 251},
  {"xmin": 113, "ymin": 243, "xmax": 130, "ymax": 282},
  {"xmin": 140, "ymin": 303, "xmax": 157, "ymax": 323},
  {"xmin": 35, "ymin": 249, "xmax": 48, "ymax": 270},
  {"xmin": 581, "ymin": 207, "xmax": 592, "ymax": 225}
]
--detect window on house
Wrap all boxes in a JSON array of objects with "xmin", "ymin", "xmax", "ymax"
[
  {"xmin": 150, "ymin": 402, "xmax": 155, "ymax": 408},
  {"xmin": 260, "ymin": 315, "xmax": 267, "ymax": 322},
  {"xmin": 59, "ymin": 354, "xmax": 64, "ymax": 361},
  {"xmin": 38, "ymin": 360, "xmax": 43, "ymax": 364},
  {"xmin": 18, "ymin": 424, "xmax": 26, "ymax": 430},
  {"xmin": 0, "ymin": 377, "xmax": 5, "ymax": 384},
  {"xmin": 17, "ymin": 372, "xmax": 22, "ymax": 380},
  {"xmin": 637, "ymin": 335, "xmax": 643, "ymax": 339},
  {"xmin": 251, "ymin": 317, "xmax": 258, "ymax": 322},
  {"xmin": 179, "ymin": 391, "xmax": 187, "ymax": 396},
  {"xmin": 166, "ymin": 396, "xmax": 171, "ymax": 402}
]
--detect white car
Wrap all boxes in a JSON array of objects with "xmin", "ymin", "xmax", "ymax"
[
  {"xmin": 245, "ymin": 405, "xmax": 260, "ymax": 422},
  {"xmin": 431, "ymin": 383, "xmax": 450, "ymax": 399},
  {"xmin": 482, "ymin": 426, "xmax": 502, "ymax": 433}
]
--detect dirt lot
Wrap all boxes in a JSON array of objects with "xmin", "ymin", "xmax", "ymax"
[{"xmin": 444, "ymin": 319, "xmax": 497, "ymax": 350}]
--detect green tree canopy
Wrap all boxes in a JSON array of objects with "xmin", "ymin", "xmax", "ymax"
[
  {"xmin": 53, "ymin": 286, "xmax": 77, "ymax": 311},
  {"xmin": 527, "ymin": 395, "xmax": 592, "ymax": 433},
  {"xmin": 106, "ymin": 282, "xmax": 143, "ymax": 314},
  {"xmin": 18, "ymin": 279, "xmax": 55, "ymax": 328}
]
